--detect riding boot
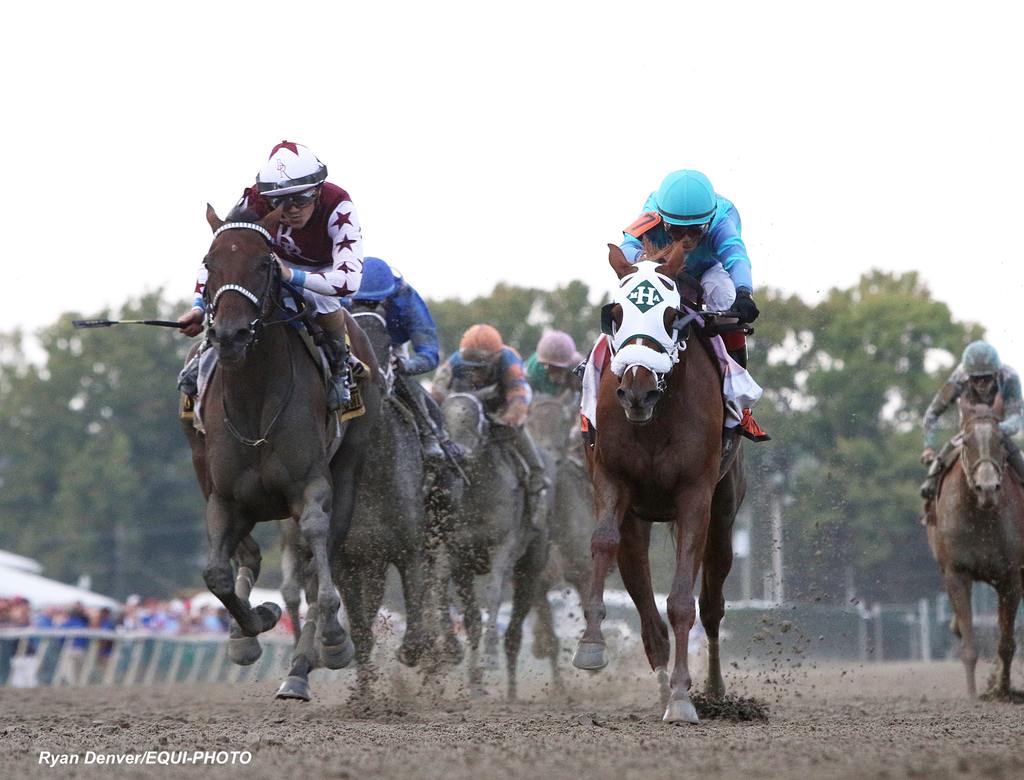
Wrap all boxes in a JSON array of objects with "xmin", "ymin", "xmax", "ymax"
[
  {"xmin": 1005, "ymin": 436, "xmax": 1024, "ymax": 485},
  {"xmin": 511, "ymin": 424, "xmax": 551, "ymax": 530},
  {"xmin": 719, "ymin": 425, "xmax": 741, "ymax": 478},
  {"xmin": 177, "ymin": 353, "xmax": 201, "ymax": 397},
  {"xmin": 315, "ymin": 310, "xmax": 356, "ymax": 411},
  {"xmin": 727, "ymin": 346, "xmax": 748, "ymax": 369},
  {"xmin": 920, "ymin": 440, "xmax": 956, "ymax": 500}
]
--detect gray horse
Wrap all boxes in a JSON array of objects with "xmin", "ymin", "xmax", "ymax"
[
  {"xmin": 441, "ymin": 392, "xmax": 548, "ymax": 700},
  {"xmin": 525, "ymin": 393, "xmax": 594, "ymax": 689}
]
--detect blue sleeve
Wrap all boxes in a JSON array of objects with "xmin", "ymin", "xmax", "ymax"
[
  {"xmin": 710, "ymin": 202, "xmax": 753, "ymax": 292},
  {"xmin": 392, "ymin": 284, "xmax": 439, "ymax": 374}
]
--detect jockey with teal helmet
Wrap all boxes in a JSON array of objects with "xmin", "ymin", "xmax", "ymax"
[
  {"xmin": 919, "ymin": 340, "xmax": 1024, "ymax": 500},
  {"xmin": 620, "ymin": 169, "xmax": 756, "ymax": 366}
]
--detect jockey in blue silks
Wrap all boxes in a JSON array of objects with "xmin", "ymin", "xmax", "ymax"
[
  {"xmin": 620, "ymin": 169, "xmax": 757, "ymax": 367},
  {"xmin": 348, "ymin": 257, "xmax": 450, "ymax": 463}
]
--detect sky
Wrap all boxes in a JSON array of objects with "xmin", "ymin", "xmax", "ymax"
[{"xmin": 4, "ymin": 0, "xmax": 1022, "ymax": 371}]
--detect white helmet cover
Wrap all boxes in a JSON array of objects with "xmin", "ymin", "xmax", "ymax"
[
  {"xmin": 256, "ymin": 141, "xmax": 328, "ymax": 196},
  {"xmin": 609, "ymin": 261, "xmax": 681, "ymax": 377}
]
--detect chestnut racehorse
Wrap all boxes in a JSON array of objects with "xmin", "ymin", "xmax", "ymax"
[
  {"xmin": 928, "ymin": 404, "xmax": 1024, "ymax": 697},
  {"xmin": 573, "ymin": 243, "xmax": 746, "ymax": 724}
]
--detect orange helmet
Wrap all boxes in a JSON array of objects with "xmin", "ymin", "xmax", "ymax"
[{"xmin": 459, "ymin": 324, "xmax": 504, "ymax": 363}]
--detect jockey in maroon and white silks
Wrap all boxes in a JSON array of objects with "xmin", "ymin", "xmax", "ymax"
[{"xmin": 189, "ymin": 147, "xmax": 363, "ymax": 317}]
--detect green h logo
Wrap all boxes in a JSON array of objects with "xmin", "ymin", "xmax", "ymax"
[{"xmin": 626, "ymin": 280, "xmax": 663, "ymax": 313}]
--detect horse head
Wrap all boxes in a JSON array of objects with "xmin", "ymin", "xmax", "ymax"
[
  {"xmin": 350, "ymin": 301, "xmax": 394, "ymax": 392},
  {"xmin": 527, "ymin": 395, "xmax": 574, "ymax": 457},
  {"xmin": 603, "ymin": 242, "xmax": 686, "ymax": 425},
  {"xmin": 961, "ymin": 404, "xmax": 1006, "ymax": 510},
  {"xmin": 202, "ymin": 205, "xmax": 283, "ymax": 365},
  {"xmin": 442, "ymin": 392, "xmax": 488, "ymax": 456}
]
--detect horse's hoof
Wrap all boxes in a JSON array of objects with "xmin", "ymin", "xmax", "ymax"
[
  {"xmin": 227, "ymin": 635, "xmax": 263, "ymax": 666},
  {"xmin": 572, "ymin": 641, "xmax": 608, "ymax": 671},
  {"xmin": 320, "ymin": 634, "xmax": 355, "ymax": 670},
  {"xmin": 663, "ymin": 697, "xmax": 699, "ymax": 724},
  {"xmin": 256, "ymin": 602, "xmax": 282, "ymax": 631},
  {"xmin": 275, "ymin": 676, "xmax": 312, "ymax": 702},
  {"xmin": 396, "ymin": 644, "xmax": 420, "ymax": 668}
]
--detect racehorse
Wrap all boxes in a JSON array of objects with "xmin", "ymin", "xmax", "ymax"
[
  {"xmin": 181, "ymin": 205, "xmax": 380, "ymax": 698},
  {"xmin": 928, "ymin": 404, "xmax": 1024, "ymax": 697},
  {"xmin": 441, "ymin": 392, "xmax": 548, "ymax": 700},
  {"xmin": 331, "ymin": 302, "xmax": 437, "ymax": 698},
  {"xmin": 526, "ymin": 393, "xmax": 593, "ymax": 690},
  {"xmin": 572, "ymin": 243, "xmax": 746, "ymax": 724}
]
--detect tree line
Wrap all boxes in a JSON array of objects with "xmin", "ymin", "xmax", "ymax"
[{"xmin": 0, "ymin": 271, "xmax": 978, "ymax": 605}]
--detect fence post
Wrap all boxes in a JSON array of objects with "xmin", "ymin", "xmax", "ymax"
[
  {"xmin": 142, "ymin": 641, "xmax": 164, "ymax": 686},
  {"xmin": 165, "ymin": 642, "xmax": 186, "ymax": 686},
  {"xmin": 919, "ymin": 598, "xmax": 932, "ymax": 661},
  {"xmin": 872, "ymin": 604, "xmax": 884, "ymax": 661}
]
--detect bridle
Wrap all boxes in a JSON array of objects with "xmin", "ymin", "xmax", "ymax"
[
  {"xmin": 204, "ymin": 221, "xmax": 305, "ymax": 448},
  {"xmin": 204, "ymin": 222, "xmax": 305, "ymax": 341},
  {"xmin": 351, "ymin": 307, "xmax": 395, "ymax": 396},
  {"xmin": 961, "ymin": 411, "xmax": 1005, "ymax": 493}
]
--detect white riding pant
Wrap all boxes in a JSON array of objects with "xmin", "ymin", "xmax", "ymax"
[{"xmin": 700, "ymin": 262, "xmax": 737, "ymax": 312}]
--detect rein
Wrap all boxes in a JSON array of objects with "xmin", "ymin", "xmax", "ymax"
[{"xmin": 207, "ymin": 221, "xmax": 304, "ymax": 448}]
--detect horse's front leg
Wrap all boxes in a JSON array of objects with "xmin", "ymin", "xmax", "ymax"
[
  {"xmin": 573, "ymin": 462, "xmax": 628, "ymax": 671},
  {"xmin": 995, "ymin": 576, "xmax": 1021, "ymax": 695},
  {"xmin": 482, "ymin": 528, "xmax": 522, "ymax": 669},
  {"xmin": 663, "ymin": 487, "xmax": 713, "ymax": 724},
  {"xmin": 296, "ymin": 474, "xmax": 352, "ymax": 670},
  {"xmin": 203, "ymin": 495, "xmax": 280, "ymax": 638},
  {"xmin": 227, "ymin": 534, "xmax": 271, "ymax": 665},
  {"xmin": 944, "ymin": 568, "xmax": 978, "ymax": 697}
]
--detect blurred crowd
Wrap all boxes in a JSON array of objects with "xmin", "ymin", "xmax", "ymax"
[{"xmin": 0, "ymin": 595, "xmax": 232, "ymax": 636}]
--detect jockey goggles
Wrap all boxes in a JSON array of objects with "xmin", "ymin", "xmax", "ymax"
[
  {"xmin": 665, "ymin": 222, "xmax": 710, "ymax": 241},
  {"xmin": 268, "ymin": 188, "xmax": 319, "ymax": 210}
]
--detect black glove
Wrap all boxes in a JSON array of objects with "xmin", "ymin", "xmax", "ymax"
[{"xmin": 733, "ymin": 290, "xmax": 759, "ymax": 323}]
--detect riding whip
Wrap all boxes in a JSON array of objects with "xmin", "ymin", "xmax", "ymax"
[{"xmin": 73, "ymin": 319, "xmax": 183, "ymax": 329}]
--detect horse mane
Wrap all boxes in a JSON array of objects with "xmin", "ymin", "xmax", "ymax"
[{"xmin": 225, "ymin": 205, "xmax": 262, "ymax": 224}]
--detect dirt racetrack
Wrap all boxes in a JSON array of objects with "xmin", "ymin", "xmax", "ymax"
[{"xmin": 3, "ymin": 658, "xmax": 1024, "ymax": 779}]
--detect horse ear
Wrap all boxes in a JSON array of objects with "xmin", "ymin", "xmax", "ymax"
[
  {"xmin": 259, "ymin": 207, "xmax": 283, "ymax": 233},
  {"xmin": 608, "ymin": 244, "xmax": 633, "ymax": 278},
  {"xmin": 657, "ymin": 241, "xmax": 686, "ymax": 278},
  {"xmin": 206, "ymin": 204, "xmax": 224, "ymax": 232}
]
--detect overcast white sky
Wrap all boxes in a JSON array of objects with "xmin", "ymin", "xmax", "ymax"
[{"xmin": 3, "ymin": 1, "xmax": 1022, "ymax": 370}]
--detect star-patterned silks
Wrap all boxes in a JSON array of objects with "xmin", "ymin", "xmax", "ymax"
[
  {"xmin": 331, "ymin": 210, "xmax": 353, "ymax": 229},
  {"xmin": 335, "ymin": 236, "xmax": 357, "ymax": 252}
]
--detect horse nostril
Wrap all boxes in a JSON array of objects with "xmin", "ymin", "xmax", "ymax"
[
  {"xmin": 616, "ymin": 388, "xmax": 626, "ymax": 401},
  {"xmin": 645, "ymin": 390, "xmax": 662, "ymax": 406}
]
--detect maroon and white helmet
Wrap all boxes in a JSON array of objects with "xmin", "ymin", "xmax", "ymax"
[
  {"xmin": 537, "ymin": 330, "xmax": 577, "ymax": 368},
  {"xmin": 256, "ymin": 141, "xmax": 328, "ymax": 197}
]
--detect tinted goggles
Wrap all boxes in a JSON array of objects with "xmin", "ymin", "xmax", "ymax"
[
  {"xmin": 665, "ymin": 222, "xmax": 710, "ymax": 241},
  {"xmin": 268, "ymin": 188, "xmax": 319, "ymax": 210}
]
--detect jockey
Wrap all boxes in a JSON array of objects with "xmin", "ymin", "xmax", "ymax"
[
  {"xmin": 431, "ymin": 324, "xmax": 550, "ymax": 523},
  {"xmin": 620, "ymin": 169, "xmax": 757, "ymax": 367},
  {"xmin": 349, "ymin": 257, "xmax": 451, "ymax": 463},
  {"xmin": 525, "ymin": 330, "xmax": 582, "ymax": 398},
  {"xmin": 177, "ymin": 140, "xmax": 364, "ymax": 410},
  {"xmin": 920, "ymin": 340, "xmax": 1024, "ymax": 500}
]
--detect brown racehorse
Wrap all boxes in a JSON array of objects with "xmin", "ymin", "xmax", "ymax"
[
  {"xmin": 572, "ymin": 243, "xmax": 746, "ymax": 724},
  {"xmin": 182, "ymin": 205, "xmax": 380, "ymax": 698},
  {"xmin": 928, "ymin": 404, "xmax": 1024, "ymax": 697}
]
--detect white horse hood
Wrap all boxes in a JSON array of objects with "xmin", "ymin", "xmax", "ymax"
[{"xmin": 609, "ymin": 261, "xmax": 681, "ymax": 377}]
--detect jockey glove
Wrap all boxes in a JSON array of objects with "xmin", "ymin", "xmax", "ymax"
[{"xmin": 734, "ymin": 289, "xmax": 760, "ymax": 323}]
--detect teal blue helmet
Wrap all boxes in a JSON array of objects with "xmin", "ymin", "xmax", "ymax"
[
  {"xmin": 962, "ymin": 340, "xmax": 1000, "ymax": 376},
  {"xmin": 653, "ymin": 170, "xmax": 717, "ymax": 226},
  {"xmin": 353, "ymin": 257, "xmax": 399, "ymax": 301}
]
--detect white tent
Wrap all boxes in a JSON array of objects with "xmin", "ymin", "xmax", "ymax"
[
  {"xmin": 0, "ymin": 565, "xmax": 120, "ymax": 610},
  {"xmin": 0, "ymin": 549, "xmax": 43, "ymax": 575}
]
